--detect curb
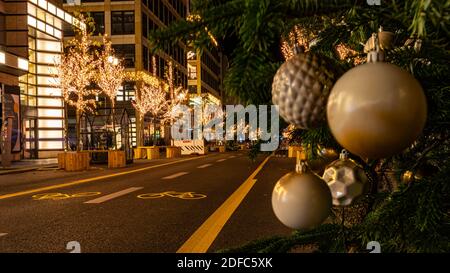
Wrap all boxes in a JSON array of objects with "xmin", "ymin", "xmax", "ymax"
[{"xmin": 0, "ymin": 164, "xmax": 58, "ymax": 176}]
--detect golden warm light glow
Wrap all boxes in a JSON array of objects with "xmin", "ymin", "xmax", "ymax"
[
  {"xmin": 335, "ymin": 43, "xmax": 365, "ymax": 65},
  {"xmin": 281, "ymin": 25, "xmax": 311, "ymax": 60},
  {"xmin": 186, "ymin": 14, "xmax": 218, "ymax": 47}
]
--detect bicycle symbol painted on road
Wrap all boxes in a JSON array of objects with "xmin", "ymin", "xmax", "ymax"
[
  {"xmin": 32, "ymin": 192, "xmax": 102, "ymax": 201},
  {"xmin": 137, "ymin": 191, "xmax": 207, "ymax": 200}
]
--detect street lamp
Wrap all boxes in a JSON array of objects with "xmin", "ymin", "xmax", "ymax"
[{"xmin": 107, "ymin": 56, "xmax": 119, "ymax": 66}]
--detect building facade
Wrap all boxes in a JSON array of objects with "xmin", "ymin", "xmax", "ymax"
[
  {"xmin": 63, "ymin": 0, "xmax": 190, "ymax": 147},
  {"xmin": 1, "ymin": 0, "xmax": 82, "ymax": 160},
  {"xmin": 63, "ymin": 0, "xmax": 226, "ymax": 148}
]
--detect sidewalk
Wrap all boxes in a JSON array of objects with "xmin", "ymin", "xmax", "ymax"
[{"xmin": 0, "ymin": 158, "xmax": 58, "ymax": 175}]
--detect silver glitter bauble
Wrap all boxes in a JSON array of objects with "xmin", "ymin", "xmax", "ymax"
[
  {"xmin": 322, "ymin": 150, "xmax": 370, "ymax": 206},
  {"xmin": 272, "ymin": 52, "xmax": 335, "ymax": 129}
]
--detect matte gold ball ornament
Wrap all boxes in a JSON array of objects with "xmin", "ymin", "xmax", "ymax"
[
  {"xmin": 322, "ymin": 150, "xmax": 370, "ymax": 206},
  {"xmin": 327, "ymin": 35, "xmax": 427, "ymax": 159},
  {"xmin": 272, "ymin": 49, "xmax": 335, "ymax": 129},
  {"xmin": 272, "ymin": 160, "xmax": 332, "ymax": 229}
]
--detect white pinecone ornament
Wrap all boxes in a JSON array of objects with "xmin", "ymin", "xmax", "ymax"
[{"xmin": 272, "ymin": 52, "xmax": 335, "ymax": 129}]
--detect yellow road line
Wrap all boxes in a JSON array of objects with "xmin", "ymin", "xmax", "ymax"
[
  {"xmin": 177, "ymin": 155, "xmax": 272, "ymax": 253},
  {"xmin": 0, "ymin": 156, "xmax": 207, "ymax": 200}
]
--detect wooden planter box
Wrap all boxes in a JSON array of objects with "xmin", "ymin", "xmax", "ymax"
[
  {"xmin": 166, "ymin": 146, "xmax": 181, "ymax": 158},
  {"xmin": 134, "ymin": 148, "xmax": 143, "ymax": 159},
  {"xmin": 63, "ymin": 152, "xmax": 90, "ymax": 171},
  {"xmin": 108, "ymin": 150, "xmax": 126, "ymax": 168},
  {"xmin": 146, "ymin": 146, "xmax": 160, "ymax": 160},
  {"xmin": 57, "ymin": 153, "xmax": 66, "ymax": 169},
  {"xmin": 288, "ymin": 145, "xmax": 303, "ymax": 158},
  {"xmin": 218, "ymin": 146, "xmax": 226, "ymax": 153}
]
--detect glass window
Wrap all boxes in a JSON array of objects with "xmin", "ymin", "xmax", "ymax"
[
  {"xmin": 116, "ymin": 83, "xmax": 135, "ymax": 101},
  {"xmin": 111, "ymin": 11, "xmax": 135, "ymax": 35},
  {"xmin": 155, "ymin": 0, "xmax": 160, "ymax": 16},
  {"xmin": 143, "ymin": 45, "xmax": 148, "ymax": 71},
  {"xmin": 90, "ymin": 12, "xmax": 105, "ymax": 35},
  {"xmin": 142, "ymin": 13, "xmax": 148, "ymax": 38},
  {"xmin": 112, "ymin": 44, "xmax": 135, "ymax": 68}
]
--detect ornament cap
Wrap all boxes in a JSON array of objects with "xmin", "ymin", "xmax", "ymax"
[
  {"xmin": 293, "ymin": 44, "xmax": 305, "ymax": 55},
  {"xmin": 295, "ymin": 159, "xmax": 308, "ymax": 174},
  {"xmin": 339, "ymin": 149, "xmax": 349, "ymax": 160}
]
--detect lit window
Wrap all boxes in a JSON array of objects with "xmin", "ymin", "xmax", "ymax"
[
  {"xmin": 46, "ymin": 24, "xmax": 55, "ymax": 36},
  {"xmin": 56, "ymin": 8, "xmax": 65, "ymax": 19},
  {"xmin": 38, "ymin": 108, "xmax": 63, "ymax": 118},
  {"xmin": 18, "ymin": 58, "xmax": 29, "ymax": 71},
  {"xmin": 39, "ymin": 130, "xmax": 63, "ymax": 138},
  {"xmin": 39, "ymin": 141, "xmax": 63, "ymax": 149},
  {"xmin": 37, "ymin": 52, "xmax": 59, "ymax": 64},
  {"xmin": 0, "ymin": 51, "xmax": 6, "ymax": 65},
  {"xmin": 64, "ymin": 13, "xmax": 73, "ymax": 24},
  {"xmin": 37, "ymin": 20, "xmax": 46, "ymax": 31},
  {"xmin": 54, "ymin": 29, "xmax": 62, "ymax": 38},
  {"xmin": 28, "ymin": 3, "xmax": 37, "ymax": 16},
  {"xmin": 37, "ymin": 75, "xmax": 55, "ymax": 85},
  {"xmin": 36, "ymin": 40, "xmax": 61, "ymax": 52},
  {"xmin": 38, "ymin": 119, "xmax": 63, "ymax": 128},
  {"xmin": 37, "ymin": 65, "xmax": 58, "ymax": 75},
  {"xmin": 38, "ymin": 0, "xmax": 47, "ymax": 9},
  {"xmin": 47, "ymin": 3, "xmax": 56, "ymax": 15},
  {"xmin": 38, "ymin": 87, "xmax": 61, "ymax": 96},
  {"xmin": 27, "ymin": 15, "xmax": 37, "ymax": 27}
]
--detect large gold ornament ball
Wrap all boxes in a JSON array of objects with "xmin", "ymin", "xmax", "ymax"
[
  {"xmin": 322, "ymin": 159, "xmax": 370, "ymax": 206},
  {"xmin": 327, "ymin": 62, "xmax": 427, "ymax": 159},
  {"xmin": 272, "ymin": 52, "xmax": 335, "ymax": 129},
  {"xmin": 272, "ymin": 171, "xmax": 332, "ymax": 229}
]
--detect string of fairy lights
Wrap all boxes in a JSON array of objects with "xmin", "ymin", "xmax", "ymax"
[{"xmin": 281, "ymin": 25, "xmax": 365, "ymax": 65}]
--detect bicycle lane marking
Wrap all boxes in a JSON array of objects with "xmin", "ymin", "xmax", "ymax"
[
  {"xmin": 0, "ymin": 156, "xmax": 208, "ymax": 201},
  {"xmin": 84, "ymin": 187, "xmax": 144, "ymax": 204},
  {"xmin": 137, "ymin": 191, "xmax": 207, "ymax": 200},
  {"xmin": 177, "ymin": 154, "xmax": 272, "ymax": 253}
]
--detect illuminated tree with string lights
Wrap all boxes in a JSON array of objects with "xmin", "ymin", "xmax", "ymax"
[
  {"xmin": 132, "ymin": 57, "xmax": 188, "ymax": 146},
  {"xmin": 132, "ymin": 82, "xmax": 168, "ymax": 146},
  {"xmin": 54, "ymin": 21, "xmax": 98, "ymax": 151},
  {"xmin": 95, "ymin": 35, "xmax": 125, "ymax": 149}
]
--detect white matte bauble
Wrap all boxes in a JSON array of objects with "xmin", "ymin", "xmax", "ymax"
[
  {"xmin": 272, "ymin": 170, "xmax": 332, "ymax": 229},
  {"xmin": 327, "ymin": 61, "xmax": 427, "ymax": 159}
]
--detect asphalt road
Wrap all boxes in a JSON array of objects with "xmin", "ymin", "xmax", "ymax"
[{"xmin": 0, "ymin": 151, "xmax": 293, "ymax": 253}]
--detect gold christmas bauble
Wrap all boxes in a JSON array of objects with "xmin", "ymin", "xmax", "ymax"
[
  {"xmin": 272, "ymin": 52, "xmax": 335, "ymax": 129},
  {"xmin": 272, "ymin": 170, "xmax": 332, "ymax": 229},
  {"xmin": 327, "ymin": 62, "xmax": 427, "ymax": 159}
]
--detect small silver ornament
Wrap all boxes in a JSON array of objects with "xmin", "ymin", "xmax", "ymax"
[{"xmin": 322, "ymin": 150, "xmax": 370, "ymax": 206}]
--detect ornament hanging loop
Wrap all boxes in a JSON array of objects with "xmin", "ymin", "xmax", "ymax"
[
  {"xmin": 339, "ymin": 149, "xmax": 349, "ymax": 160},
  {"xmin": 365, "ymin": 26, "xmax": 395, "ymax": 63},
  {"xmin": 293, "ymin": 44, "xmax": 305, "ymax": 55},
  {"xmin": 295, "ymin": 150, "xmax": 308, "ymax": 174},
  {"xmin": 367, "ymin": 33, "xmax": 385, "ymax": 63}
]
